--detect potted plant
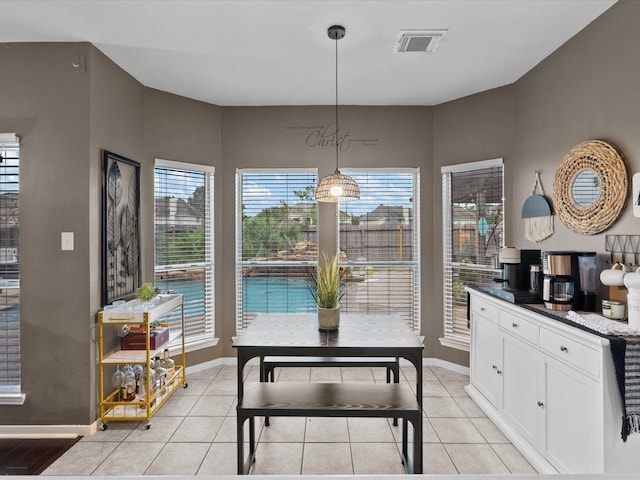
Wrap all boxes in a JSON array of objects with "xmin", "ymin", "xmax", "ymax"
[
  {"xmin": 135, "ymin": 282, "xmax": 159, "ymax": 302},
  {"xmin": 307, "ymin": 252, "xmax": 345, "ymax": 331}
]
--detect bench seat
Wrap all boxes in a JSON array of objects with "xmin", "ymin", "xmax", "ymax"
[
  {"xmin": 242, "ymin": 381, "xmax": 418, "ymax": 415},
  {"xmin": 237, "ymin": 382, "xmax": 422, "ymax": 474}
]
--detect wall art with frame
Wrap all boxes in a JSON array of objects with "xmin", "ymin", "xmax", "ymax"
[{"xmin": 102, "ymin": 150, "xmax": 141, "ymax": 306}]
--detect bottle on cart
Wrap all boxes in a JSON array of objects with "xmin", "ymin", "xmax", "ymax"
[
  {"xmin": 138, "ymin": 366, "xmax": 147, "ymax": 402},
  {"xmin": 123, "ymin": 365, "xmax": 136, "ymax": 402},
  {"xmin": 160, "ymin": 348, "xmax": 175, "ymax": 377},
  {"xmin": 148, "ymin": 359, "xmax": 157, "ymax": 396},
  {"xmin": 154, "ymin": 355, "xmax": 167, "ymax": 392},
  {"xmin": 132, "ymin": 364, "xmax": 144, "ymax": 394},
  {"xmin": 112, "ymin": 365, "xmax": 125, "ymax": 400}
]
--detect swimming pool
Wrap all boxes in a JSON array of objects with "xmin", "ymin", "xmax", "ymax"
[{"xmin": 242, "ymin": 277, "xmax": 316, "ymax": 314}]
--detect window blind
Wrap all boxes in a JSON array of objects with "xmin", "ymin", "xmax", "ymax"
[
  {"xmin": 236, "ymin": 169, "xmax": 317, "ymax": 332},
  {"xmin": 154, "ymin": 159, "xmax": 215, "ymax": 351},
  {"xmin": 339, "ymin": 168, "xmax": 421, "ymax": 332},
  {"xmin": 0, "ymin": 134, "xmax": 21, "ymax": 401},
  {"xmin": 441, "ymin": 159, "xmax": 504, "ymax": 349}
]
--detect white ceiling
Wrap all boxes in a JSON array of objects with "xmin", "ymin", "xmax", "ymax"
[{"xmin": 0, "ymin": 0, "xmax": 617, "ymax": 106}]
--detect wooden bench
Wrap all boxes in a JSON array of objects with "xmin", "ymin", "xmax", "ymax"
[
  {"xmin": 236, "ymin": 382, "xmax": 422, "ymax": 475},
  {"xmin": 260, "ymin": 355, "xmax": 401, "ymax": 426}
]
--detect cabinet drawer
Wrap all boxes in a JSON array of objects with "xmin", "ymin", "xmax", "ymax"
[
  {"xmin": 540, "ymin": 327, "xmax": 600, "ymax": 379},
  {"xmin": 471, "ymin": 295, "xmax": 500, "ymax": 320},
  {"xmin": 499, "ymin": 311, "xmax": 538, "ymax": 345}
]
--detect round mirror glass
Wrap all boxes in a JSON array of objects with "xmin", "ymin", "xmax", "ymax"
[{"xmin": 571, "ymin": 170, "xmax": 601, "ymax": 206}]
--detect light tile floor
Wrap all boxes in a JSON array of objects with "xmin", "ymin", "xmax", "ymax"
[{"xmin": 44, "ymin": 362, "xmax": 537, "ymax": 476}]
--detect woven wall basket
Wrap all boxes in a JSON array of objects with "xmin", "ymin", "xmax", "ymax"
[{"xmin": 553, "ymin": 140, "xmax": 628, "ymax": 235}]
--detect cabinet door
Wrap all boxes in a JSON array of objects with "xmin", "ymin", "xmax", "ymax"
[
  {"xmin": 501, "ymin": 331, "xmax": 539, "ymax": 447},
  {"xmin": 470, "ymin": 313, "xmax": 501, "ymax": 407},
  {"xmin": 541, "ymin": 355, "xmax": 602, "ymax": 473}
]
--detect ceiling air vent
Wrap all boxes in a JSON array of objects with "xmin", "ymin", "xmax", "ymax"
[{"xmin": 395, "ymin": 30, "xmax": 447, "ymax": 53}]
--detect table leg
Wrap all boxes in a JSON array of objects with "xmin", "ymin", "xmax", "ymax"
[
  {"xmin": 237, "ymin": 415, "xmax": 245, "ymax": 474},
  {"xmin": 413, "ymin": 414, "xmax": 423, "ymax": 474}
]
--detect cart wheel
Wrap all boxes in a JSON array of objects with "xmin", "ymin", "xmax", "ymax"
[
  {"xmin": 183, "ymin": 383, "xmax": 189, "ymax": 388},
  {"xmin": 146, "ymin": 424, "xmax": 151, "ymax": 430},
  {"xmin": 101, "ymin": 423, "xmax": 108, "ymax": 431}
]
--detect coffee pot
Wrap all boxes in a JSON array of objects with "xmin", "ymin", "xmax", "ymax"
[{"xmin": 542, "ymin": 251, "xmax": 596, "ymax": 311}]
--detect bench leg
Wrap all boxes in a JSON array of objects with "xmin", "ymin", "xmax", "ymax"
[
  {"xmin": 391, "ymin": 360, "xmax": 400, "ymax": 426},
  {"xmin": 264, "ymin": 366, "xmax": 275, "ymax": 427},
  {"xmin": 237, "ymin": 415, "xmax": 257, "ymax": 475},
  {"xmin": 399, "ymin": 415, "xmax": 423, "ymax": 474}
]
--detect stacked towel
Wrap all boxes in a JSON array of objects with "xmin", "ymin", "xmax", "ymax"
[{"xmin": 566, "ymin": 310, "xmax": 640, "ymax": 336}]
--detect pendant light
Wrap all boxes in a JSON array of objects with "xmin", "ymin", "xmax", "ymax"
[{"xmin": 315, "ymin": 25, "xmax": 360, "ymax": 202}]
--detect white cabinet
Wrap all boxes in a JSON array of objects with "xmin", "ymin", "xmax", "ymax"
[
  {"xmin": 541, "ymin": 352, "xmax": 601, "ymax": 472},
  {"xmin": 500, "ymin": 329, "xmax": 539, "ymax": 448},
  {"xmin": 469, "ymin": 296, "xmax": 501, "ymax": 407},
  {"xmin": 467, "ymin": 288, "xmax": 640, "ymax": 474}
]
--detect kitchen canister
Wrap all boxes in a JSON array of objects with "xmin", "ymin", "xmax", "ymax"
[
  {"xmin": 624, "ymin": 267, "xmax": 640, "ymax": 329},
  {"xmin": 602, "ymin": 299, "xmax": 626, "ymax": 320}
]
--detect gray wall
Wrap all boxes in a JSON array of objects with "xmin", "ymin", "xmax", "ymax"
[
  {"xmin": 1, "ymin": 0, "xmax": 640, "ymax": 427},
  {"xmin": 0, "ymin": 42, "xmax": 93, "ymax": 424},
  {"xmin": 219, "ymin": 106, "xmax": 434, "ymax": 357}
]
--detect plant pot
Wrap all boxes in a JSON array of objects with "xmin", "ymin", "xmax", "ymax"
[{"xmin": 317, "ymin": 307, "xmax": 340, "ymax": 331}]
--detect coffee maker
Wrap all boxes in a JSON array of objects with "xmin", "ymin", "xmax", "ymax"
[
  {"xmin": 488, "ymin": 248, "xmax": 542, "ymax": 303},
  {"xmin": 542, "ymin": 251, "xmax": 596, "ymax": 311}
]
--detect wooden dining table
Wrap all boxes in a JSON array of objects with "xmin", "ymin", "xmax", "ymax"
[{"xmin": 233, "ymin": 313, "xmax": 424, "ymax": 474}]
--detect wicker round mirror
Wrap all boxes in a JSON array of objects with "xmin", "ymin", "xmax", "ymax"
[{"xmin": 553, "ymin": 140, "xmax": 627, "ymax": 235}]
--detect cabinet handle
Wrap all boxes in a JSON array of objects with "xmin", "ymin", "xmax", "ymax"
[
  {"xmin": 480, "ymin": 307, "xmax": 486, "ymax": 312},
  {"xmin": 560, "ymin": 346, "xmax": 568, "ymax": 352},
  {"xmin": 537, "ymin": 401, "xmax": 544, "ymax": 407},
  {"xmin": 492, "ymin": 364, "xmax": 498, "ymax": 370},
  {"xmin": 496, "ymin": 369, "xmax": 502, "ymax": 375},
  {"xmin": 512, "ymin": 322, "xmax": 518, "ymax": 328}
]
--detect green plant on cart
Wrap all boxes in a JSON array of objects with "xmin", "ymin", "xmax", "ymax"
[{"xmin": 136, "ymin": 282, "xmax": 158, "ymax": 302}]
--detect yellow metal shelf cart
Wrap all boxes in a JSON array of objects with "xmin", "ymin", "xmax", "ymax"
[{"xmin": 97, "ymin": 294, "xmax": 187, "ymax": 429}]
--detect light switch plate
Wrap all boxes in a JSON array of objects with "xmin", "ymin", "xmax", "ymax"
[{"xmin": 61, "ymin": 232, "xmax": 74, "ymax": 251}]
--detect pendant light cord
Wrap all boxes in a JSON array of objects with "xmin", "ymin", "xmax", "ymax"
[{"xmin": 334, "ymin": 32, "xmax": 340, "ymax": 174}]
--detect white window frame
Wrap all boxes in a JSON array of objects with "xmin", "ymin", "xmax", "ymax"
[
  {"xmin": 339, "ymin": 167, "xmax": 421, "ymax": 333},
  {"xmin": 440, "ymin": 158, "xmax": 504, "ymax": 351},
  {"xmin": 0, "ymin": 133, "xmax": 23, "ymax": 405},
  {"xmin": 154, "ymin": 159, "xmax": 216, "ymax": 353},
  {"xmin": 235, "ymin": 168, "xmax": 318, "ymax": 333}
]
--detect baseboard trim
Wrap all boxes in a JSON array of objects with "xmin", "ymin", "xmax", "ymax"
[
  {"xmin": 423, "ymin": 356, "xmax": 470, "ymax": 375},
  {"xmin": 0, "ymin": 422, "xmax": 97, "ymax": 438}
]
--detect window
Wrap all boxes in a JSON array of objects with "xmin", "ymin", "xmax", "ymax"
[
  {"xmin": 154, "ymin": 159, "xmax": 215, "ymax": 351},
  {"xmin": 0, "ymin": 134, "xmax": 22, "ymax": 404},
  {"xmin": 236, "ymin": 169, "xmax": 317, "ymax": 332},
  {"xmin": 441, "ymin": 159, "xmax": 504, "ymax": 350},
  {"xmin": 339, "ymin": 168, "xmax": 421, "ymax": 332}
]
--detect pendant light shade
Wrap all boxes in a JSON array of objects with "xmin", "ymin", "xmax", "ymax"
[
  {"xmin": 315, "ymin": 169, "xmax": 361, "ymax": 202},
  {"xmin": 315, "ymin": 25, "xmax": 360, "ymax": 203}
]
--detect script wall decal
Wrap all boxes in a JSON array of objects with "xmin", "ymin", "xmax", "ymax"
[{"xmin": 284, "ymin": 122, "xmax": 380, "ymax": 150}]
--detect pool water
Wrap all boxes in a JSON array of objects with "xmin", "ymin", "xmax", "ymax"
[{"xmin": 242, "ymin": 277, "xmax": 315, "ymax": 314}]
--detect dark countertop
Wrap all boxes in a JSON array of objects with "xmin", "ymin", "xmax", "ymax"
[{"xmin": 468, "ymin": 286, "xmax": 619, "ymax": 341}]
